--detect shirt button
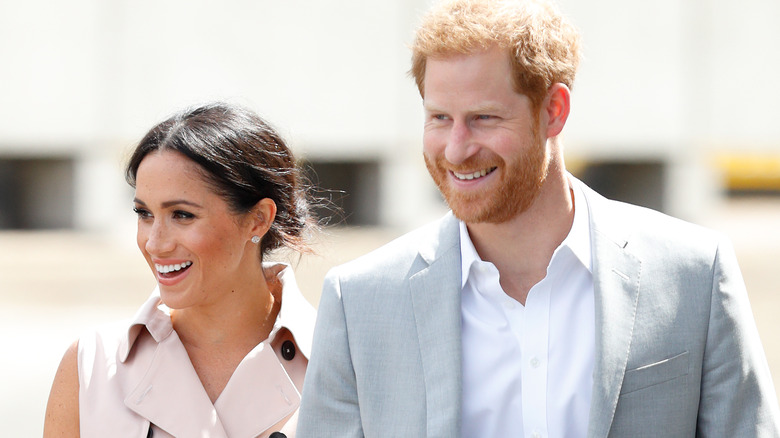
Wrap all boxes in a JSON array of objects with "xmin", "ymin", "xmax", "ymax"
[
  {"xmin": 503, "ymin": 299, "xmax": 516, "ymax": 309},
  {"xmin": 531, "ymin": 432, "xmax": 542, "ymax": 438},
  {"xmin": 530, "ymin": 357, "xmax": 541, "ymax": 368}
]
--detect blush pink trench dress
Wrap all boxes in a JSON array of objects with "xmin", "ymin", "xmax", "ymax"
[{"xmin": 77, "ymin": 264, "xmax": 315, "ymax": 438}]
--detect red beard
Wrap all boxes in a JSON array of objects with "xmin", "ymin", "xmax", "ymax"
[{"xmin": 424, "ymin": 130, "xmax": 548, "ymax": 224}]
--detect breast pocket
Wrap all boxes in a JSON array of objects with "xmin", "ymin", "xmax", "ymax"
[{"xmin": 620, "ymin": 351, "xmax": 689, "ymax": 395}]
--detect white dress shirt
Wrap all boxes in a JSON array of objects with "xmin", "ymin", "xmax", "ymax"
[{"xmin": 460, "ymin": 181, "xmax": 595, "ymax": 438}]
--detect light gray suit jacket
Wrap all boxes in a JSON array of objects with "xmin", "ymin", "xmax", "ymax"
[{"xmin": 298, "ymin": 181, "xmax": 780, "ymax": 437}]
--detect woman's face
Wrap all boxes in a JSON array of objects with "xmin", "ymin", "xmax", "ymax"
[{"xmin": 133, "ymin": 150, "xmax": 259, "ymax": 310}]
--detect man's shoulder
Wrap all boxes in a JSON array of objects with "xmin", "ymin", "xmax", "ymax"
[
  {"xmin": 584, "ymin": 184, "xmax": 726, "ymax": 256},
  {"xmin": 329, "ymin": 213, "xmax": 458, "ymax": 282}
]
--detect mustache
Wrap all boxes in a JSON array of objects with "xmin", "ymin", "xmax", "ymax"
[{"xmin": 430, "ymin": 154, "xmax": 504, "ymax": 173}]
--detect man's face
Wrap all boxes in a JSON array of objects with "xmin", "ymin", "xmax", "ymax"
[{"xmin": 422, "ymin": 47, "xmax": 548, "ymax": 224}]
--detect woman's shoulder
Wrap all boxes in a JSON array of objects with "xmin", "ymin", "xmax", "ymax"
[{"xmin": 43, "ymin": 341, "xmax": 80, "ymax": 437}]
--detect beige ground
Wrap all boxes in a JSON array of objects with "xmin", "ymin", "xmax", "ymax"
[{"xmin": 1, "ymin": 197, "xmax": 778, "ymax": 435}]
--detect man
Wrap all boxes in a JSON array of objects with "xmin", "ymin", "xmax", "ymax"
[{"xmin": 298, "ymin": 0, "xmax": 780, "ymax": 436}]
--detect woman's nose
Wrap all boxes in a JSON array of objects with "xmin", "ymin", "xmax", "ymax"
[{"xmin": 143, "ymin": 221, "xmax": 175, "ymax": 255}]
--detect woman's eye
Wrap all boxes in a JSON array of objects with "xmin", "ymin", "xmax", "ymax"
[
  {"xmin": 173, "ymin": 210, "xmax": 195, "ymax": 220},
  {"xmin": 133, "ymin": 206, "xmax": 151, "ymax": 219}
]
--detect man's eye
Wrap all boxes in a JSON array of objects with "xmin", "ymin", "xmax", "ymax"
[
  {"xmin": 476, "ymin": 115, "xmax": 493, "ymax": 120},
  {"xmin": 434, "ymin": 114, "xmax": 449, "ymax": 120}
]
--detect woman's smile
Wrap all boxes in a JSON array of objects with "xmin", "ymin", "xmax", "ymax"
[
  {"xmin": 154, "ymin": 260, "xmax": 193, "ymax": 285},
  {"xmin": 134, "ymin": 150, "xmax": 259, "ymax": 309}
]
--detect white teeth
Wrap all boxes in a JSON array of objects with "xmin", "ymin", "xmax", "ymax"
[
  {"xmin": 155, "ymin": 261, "xmax": 192, "ymax": 274},
  {"xmin": 453, "ymin": 168, "xmax": 493, "ymax": 180}
]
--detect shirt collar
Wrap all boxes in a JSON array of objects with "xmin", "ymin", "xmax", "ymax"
[
  {"xmin": 459, "ymin": 175, "xmax": 592, "ymax": 288},
  {"xmin": 119, "ymin": 263, "xmax": 316, "ymax": 362},
  {"xmin": 459, "ymin": 221, "xmax": 482, "ymax": 289},
  {"xmin": 565, "ymin": 177, "xmax": 593, "ymax": 272}
]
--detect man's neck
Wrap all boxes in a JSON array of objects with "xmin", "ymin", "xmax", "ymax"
[{"xmin": 466, "ymin": 170, "xmax": 574, "ymax": 304}]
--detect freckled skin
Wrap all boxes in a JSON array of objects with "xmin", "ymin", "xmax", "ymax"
[{"xmin": 133, "ymin": 150, "xmax": 260, "ymax": 312}]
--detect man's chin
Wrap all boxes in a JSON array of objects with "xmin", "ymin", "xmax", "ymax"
[{"xmin": 448, "ymin": 201, "xmax": 518, "ymax": 224}]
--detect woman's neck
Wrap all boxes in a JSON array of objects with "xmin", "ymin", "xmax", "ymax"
[{"xmin": 171, "ymin": 267, "xmax": 280, "ymax": 352}]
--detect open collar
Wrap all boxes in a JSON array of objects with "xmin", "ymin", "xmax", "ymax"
[
  {"xmin": 458, "ymin": 173, "xmax": 593, "ymax": 291},
  {"xmin": 118, "ymin": 263, "xmax": 315, "ymax": 363},
  {"xmin": 117, "ymin": 263, "xmax": 313, "ymax": 437}
]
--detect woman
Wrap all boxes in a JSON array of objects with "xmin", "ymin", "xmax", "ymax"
[{"xmin": 44, "ymin": 103, "xmax": 317, "ymax": 438}]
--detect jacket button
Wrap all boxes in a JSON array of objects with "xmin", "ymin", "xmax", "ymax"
[
  {"xmin": 281, "ymin": 340, "xmax": 296, "ymax": 361},
  {"xmin": 269, "ymin": 432, "xmax": 287, "ymax": 438}
]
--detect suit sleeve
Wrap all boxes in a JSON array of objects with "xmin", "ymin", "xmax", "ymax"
[
  {"xmin": 297, "ymin": 269, "xmax": 365, "ymax": 438},
  {"xmin": 696, "ymin": 237, "xmax": 780, "ymax": 436}
]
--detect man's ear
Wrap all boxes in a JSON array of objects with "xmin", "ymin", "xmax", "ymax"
[
  {"xmin": 249, "ymin": 198, "xmax": 277, "ymax": 239},
  {"xmin": 543, "ymin": 83, "xmax": 571, "ymax": 138}
]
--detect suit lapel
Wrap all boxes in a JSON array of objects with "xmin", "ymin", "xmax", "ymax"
[
  {"xmin": 406, "ymin": 187, "xmax": 643, "ymax": 437},
  {"xmin": 579, "ymin": 183, "xmax": 643, "ymax": 438},
  {"xmin": 409, "ymin": 214, "xmax": 463, "ymax": 438}
]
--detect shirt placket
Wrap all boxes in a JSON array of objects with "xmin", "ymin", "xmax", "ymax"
[{"xmin": 520, "ymin": 277, "xmax": 551, "ymax": 438}]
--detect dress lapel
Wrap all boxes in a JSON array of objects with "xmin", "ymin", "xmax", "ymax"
[
  {"xmin": 214, "ymin": 341, "xmax": 300, "ymax": 438},
  {"xmin": 409, "ymin": 214, "xmax": 463, "ymax": 438},
  {"xmin": 579, "ymin": 182, "xmax": 643, "ymax": 438},
  {"xmin": 124, "ymin": 330, "xmax": 230, "ymax": 438}
]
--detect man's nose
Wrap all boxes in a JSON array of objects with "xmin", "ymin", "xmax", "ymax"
[{"xmin": 444, "ymin": 120, "xmax": 478, "ymax": 165}]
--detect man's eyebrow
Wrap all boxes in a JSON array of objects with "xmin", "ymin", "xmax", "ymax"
[
  {"xmin": 423, "ymin": 102, "xmax": 504, "ymax": 114},
  {"xmin": 423, "ymin": 102, "xmax": 444, "ymax": 112},
  {"xmin": 471, "ymin": 104, "xmax": 503, "ymax": 113}
]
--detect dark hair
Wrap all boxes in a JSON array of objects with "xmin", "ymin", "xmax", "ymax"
[{"xmin": 126, "ymin": 102, "xmax": 314, "ymax": 256}]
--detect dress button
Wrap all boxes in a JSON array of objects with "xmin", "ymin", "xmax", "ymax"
[{"xmin": 281, "ymin": 340, "xmax": 296, "ymax": 361}]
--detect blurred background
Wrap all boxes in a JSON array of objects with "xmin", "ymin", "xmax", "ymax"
[{"xmin": 1, "ymin": 0, "xmax": 779, "ymax": 435}]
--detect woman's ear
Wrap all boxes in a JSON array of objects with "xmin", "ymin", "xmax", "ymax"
[
  {"xmin": 249, "ymin": 198, "xmax": 277, "ymax": 239},
  {"xmin": 543, "ymin": 83, "xmax": 571, "ymax": 139}
]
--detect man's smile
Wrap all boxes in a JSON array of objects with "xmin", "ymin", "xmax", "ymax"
[{"xmin": 452, "ymin": 167, "xmax": 497, "ymax": 181}]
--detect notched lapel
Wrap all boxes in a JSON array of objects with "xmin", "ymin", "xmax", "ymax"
[
  {"xmin": 573, "ymin": 178, "xmax": 646, "ymax": 438},
  {"xmin": 409, "ymin": 214, "xmax": 463, "ymax": 438},
  {"xmin": 587, "ymin": 228, "xmax": 642, "ymax": 438}
]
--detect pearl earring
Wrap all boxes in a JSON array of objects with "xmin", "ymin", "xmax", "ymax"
[{"xmin": 251, "ymin": 236, "xmax": 261, "ymax": 244}]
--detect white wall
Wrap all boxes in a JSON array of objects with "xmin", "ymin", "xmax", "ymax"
[{"xmin": 1, "ymin": 0, "xmax": 779, "ymax": 230}]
